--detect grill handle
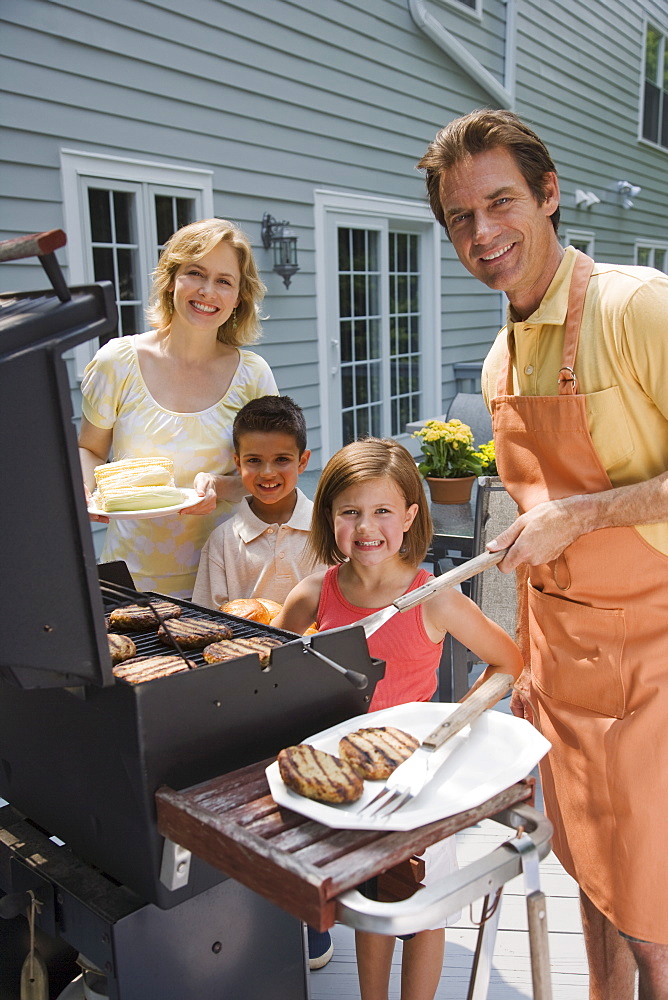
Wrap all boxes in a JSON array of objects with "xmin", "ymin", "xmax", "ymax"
[{"xmin": 302, "ymin": 643, "xmax": 369, "ymax": 690}]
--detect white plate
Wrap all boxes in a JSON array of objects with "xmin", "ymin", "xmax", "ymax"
[
  {"xmin": 266, "ymin": 701, "xmax": 551, "ymax": 832},
  {"xmin": 87, "ymin": 488, "xmax": 202, "ymax": 520}
]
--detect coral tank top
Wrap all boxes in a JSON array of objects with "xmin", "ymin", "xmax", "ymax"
[{"xmin": 316, "ymin": 565, "xmax": 443, "ymax": 712}]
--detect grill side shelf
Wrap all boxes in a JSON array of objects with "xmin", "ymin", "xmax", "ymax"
[{"xmin": 156, "ymin": 762, "xmax": 534, "ymax": 931}]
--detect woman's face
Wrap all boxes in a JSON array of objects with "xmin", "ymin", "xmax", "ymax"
[{"xmin": 169, "ymin": 241, "xmax": 241, "ymax": 334}]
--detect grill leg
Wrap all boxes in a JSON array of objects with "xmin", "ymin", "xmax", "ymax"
[{"xmin": 467, "ymin": 891, "xmax": 503, "ymax": 1000}]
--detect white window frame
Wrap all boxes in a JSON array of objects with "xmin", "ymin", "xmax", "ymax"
[
  {"xmin": 60, "ymin": 149, "xmax": 213, "ymax": 376},
  {"xmin": 566, "ymin": 230, "xmax": 596, "ymax": 256},
  {"xmin": 430, "ymin": 0, "xmax": 483, "ymax": 22},
  {"xmin": 635, "ymin": 239, "xmax": 668, "ymax": 272},
  {"xmin": 314, "ymin": 189, "xmax": 441, "ymax": 460},
  {"xmin": 639, "ymin": 17, "xmax": 668, "ymax": 153}
]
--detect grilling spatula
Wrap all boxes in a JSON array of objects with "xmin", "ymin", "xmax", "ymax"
[
  {"xmin": 326, "ymin": 548, "xmax": 508, "ymax": 640},
  {"xmin": 360, "ymin": 670, "xmax": 515, "ymax": 817}
]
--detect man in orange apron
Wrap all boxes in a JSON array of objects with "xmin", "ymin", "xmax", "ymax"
[{"xmin": 418, "ymin": 110, "xmax": 668, "ymax": 999}]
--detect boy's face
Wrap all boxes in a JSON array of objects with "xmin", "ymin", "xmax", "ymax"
[{"xmin": 234, "ymin": 431, "xmax": 310, "ymax": 505}]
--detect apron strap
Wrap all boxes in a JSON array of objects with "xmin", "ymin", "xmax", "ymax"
[
  {"xmin": 496, "ymin": 250, "xmax": 595, "ymax": 399},
  {"xmin": 558, "ymin": 251, "xmax": 595, "ymax": 395}
]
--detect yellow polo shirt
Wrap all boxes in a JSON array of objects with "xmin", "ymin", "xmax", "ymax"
[{"xmin": 482, "ymin": 246, "xmax": 668, "ymax": 553}]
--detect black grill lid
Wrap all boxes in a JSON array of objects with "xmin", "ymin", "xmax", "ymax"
[{"xmin": 0, "ymin": 280, "xmax": 118, "ymax": 689}]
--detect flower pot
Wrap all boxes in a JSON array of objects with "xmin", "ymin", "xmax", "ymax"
[{"xmin": 425, "ymin": 475, "xmax": 475, "ymax": 505}]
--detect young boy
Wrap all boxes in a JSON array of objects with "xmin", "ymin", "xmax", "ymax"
[
  {"xmin": 192, "ymin": 395, "xmax": 325, "ymax": 611},
  {"xmin": 192, "ymin": 395, "xmax": 334, "ymax": 971}
]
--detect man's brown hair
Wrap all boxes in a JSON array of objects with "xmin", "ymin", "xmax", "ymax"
[{"xmin": 418, "ymin": 109, "xmax": 560, "ymax": 236}]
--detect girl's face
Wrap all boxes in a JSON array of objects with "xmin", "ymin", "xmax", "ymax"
[{"xmin": 330, "ymin": 478, "xmax": 418, "ymax": 565}]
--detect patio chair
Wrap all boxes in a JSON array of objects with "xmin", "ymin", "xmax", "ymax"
[{"xmin": 439, "ymin": 474, "xmax": 518, "ymax": 700}]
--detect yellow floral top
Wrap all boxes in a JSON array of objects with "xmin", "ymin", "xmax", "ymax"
[{"xmin": 81, "ymin": 335, "xmax": 278, "ymax": 597}]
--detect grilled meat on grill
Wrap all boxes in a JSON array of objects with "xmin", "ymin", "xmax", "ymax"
[
  {"xmin": 338, "ymin": 726, "xmax": 419, "ymax": 780},
  {"xmin": 112, "ymin": 654, "xmax": 195, "ymax": 683},
  {"xmin": 277, "ymin": 744, "xmax": 364, "ymax": 804},
  {"xmin": 158, "ymin": 618, "xmax": 233, "ymax": 649},
  {"xmin": 109, "ymin": 600, "xmax": 182, "ymax": 630},
  {"xmin": 202, "ymin": 635, "xmax": 284, "ymax": 666},
  {"xmin": 107, "ymin": 633, "xmax": 137, "ymax": 665}
]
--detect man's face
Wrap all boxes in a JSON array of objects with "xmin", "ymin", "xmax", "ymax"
[{"xmin": 438, "ymin": 147, "xmax": 561, "ymax": 317}]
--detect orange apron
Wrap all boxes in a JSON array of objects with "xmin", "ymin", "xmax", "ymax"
[{"xmin": 491, "ymin": 251, "xmax": 668, "ymax": 943}]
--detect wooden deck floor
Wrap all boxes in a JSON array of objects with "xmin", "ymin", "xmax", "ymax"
[{"xmin": 309, "ymin": 693, "xmax": 590, "ymax": 1000}]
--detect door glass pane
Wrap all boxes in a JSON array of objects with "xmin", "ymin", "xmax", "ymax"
[
  {"xmin": 338, "ymin": 227, "xmax": 382, "ymax": 445},
  {"xmin": 155, "ymin": 195, "xmax": 195, "ymax": 253},
  {"xmin": 156, "ymin": 195, "xmax": 174, "ymax": 245},
  {"xmin": 113, "ymin": 192, "xmax": 133, "ymax": 244},
  {"xmin": 92, "ymin": 246, "xmax": 114, "ymax": 283},
  {"xmin": 389, "ymin": 230, "xmax": 421, "ymax": 437},
  {"xmin": 88, "ymin": 185, "xmax": 141, "ymax": 345},
  {"xmin": 341, "ymin": 320, "xmax": 352, "ymax": 362},
  {"xmin": 117, "ymin": 248, "xmax": 136, "ymax": 300},
  {"xmin": 336, "ymin": 225, "xmax": 423, "ymax": 445},
  {"xmin": 88, "ymin": 189, "xmax": 112, "ymax": 243},
  {"xmin": 338, "ymin": 228, "xmax": 351, "ymax": 272}
]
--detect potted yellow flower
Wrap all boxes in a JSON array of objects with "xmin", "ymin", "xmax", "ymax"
[
  {"xmin": 412, "ymin": 418, "xmax": 486, "ymax": 504},
  {"xmin": 477, "ymin": 439, "xmax": 498, "ymax": 476}
]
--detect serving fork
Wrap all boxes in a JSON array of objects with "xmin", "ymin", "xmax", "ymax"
[{"xmin": 358, "ymin": 672, "xmax": 515, "ymax": 819}]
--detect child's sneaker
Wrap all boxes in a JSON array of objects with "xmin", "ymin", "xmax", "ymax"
[{"xmin": 307, "ymin": 927, "xmax": 333, "ymax": 970}]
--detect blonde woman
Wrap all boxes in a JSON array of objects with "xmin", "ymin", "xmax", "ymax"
[{"xmin": 79, "ymin": 218, "xmax": 277, "ymax": 598}]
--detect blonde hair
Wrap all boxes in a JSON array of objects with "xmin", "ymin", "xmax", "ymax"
[
  {"xmin": 147, "ymin": 218, "xmax": 266, "ymax": 346},
  {"xmin": 309, "ymin": 438, "xmax": 433, "ymax": 566}
]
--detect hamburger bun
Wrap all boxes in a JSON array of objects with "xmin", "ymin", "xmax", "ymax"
[
  {"xmin": 255, "ymin": 598, "xmax": 283, "ymax": 621},
  {"xmin": 220, "ymin": 598, "xmax": 271, "ymax": 625}
]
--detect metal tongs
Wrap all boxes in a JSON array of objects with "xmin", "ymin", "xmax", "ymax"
[{"xmin": 299, "ymin": 548, "xmax": 508, "ymax": 689}]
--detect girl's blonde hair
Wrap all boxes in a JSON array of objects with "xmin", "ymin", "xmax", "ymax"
[
  {"xmin": 309, "ymin": 438, "xmax": 433, "ymax": 566},
  {"xmin": 146, "ymin": 218, "xmax": 266, "ymax": 346}
]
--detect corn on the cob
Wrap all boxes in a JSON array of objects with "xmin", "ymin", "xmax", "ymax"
[
  {"xmin": 92, "ymin": 486, "xmax": 186, "ymax": 512},
  {"xmin": 94, "ymin": 457, "xmax": 174, "ymax": 488},
  {"xmin": 92, "ymin": 457, "xmax": 182, "ymax": 511}
]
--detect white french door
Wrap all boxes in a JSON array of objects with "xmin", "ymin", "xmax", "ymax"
[{"xmin": 315, "ymin": 191, "xmax": 440, "ymax": 459}]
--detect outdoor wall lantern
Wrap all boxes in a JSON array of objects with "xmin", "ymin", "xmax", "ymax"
[
  {"xmin": 261, "ymin": 213, "xmax": 300, "ymax": 289},
  {"xmin": 616, "ymin": 180, "xmax": 642, "ymax": 210},
  {"xmin": 574, "ymin": 188, "xmax": 601, "ymax": 210}
]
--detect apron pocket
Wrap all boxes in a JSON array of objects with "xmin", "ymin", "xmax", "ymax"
[{"xmin": 528, "ymin": 584, "xmax": 626, "ymax": 718}]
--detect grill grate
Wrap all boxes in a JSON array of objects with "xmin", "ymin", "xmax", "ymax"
[{"xmin": 101, "ymin": 583, "xmax": 296, "ymax": 671}]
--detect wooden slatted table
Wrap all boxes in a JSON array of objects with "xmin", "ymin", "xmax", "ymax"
[{"xmin": 156, "ymin": 760, "xmax": 535, "ymax": 932}]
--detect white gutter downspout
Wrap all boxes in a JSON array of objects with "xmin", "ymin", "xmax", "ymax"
[{"xmin": 409, "ymin": 0, "xmax": 515, "ymax": 109}]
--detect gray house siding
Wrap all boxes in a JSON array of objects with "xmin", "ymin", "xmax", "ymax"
[
  {"xmin": 513, "ymin": 0, "xmax": 667, "ymax": 257},
  {"xmin": 1, "ymin": 0, "xmax": 667, "ymax": 467}
]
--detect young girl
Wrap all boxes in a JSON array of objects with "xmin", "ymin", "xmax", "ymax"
[{"xmin": 273, "ymin": 438, "xmax": 523, "ymax": 1000}]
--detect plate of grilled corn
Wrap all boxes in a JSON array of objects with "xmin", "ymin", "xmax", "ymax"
[{"xmin": 87, "ymin": 457, "xmax": 202, "ymax": 518}]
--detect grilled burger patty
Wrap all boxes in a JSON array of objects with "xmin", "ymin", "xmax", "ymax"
[
  {"xmin": 107, "ymin": 633, "xmax": 137, "ymax": 665},
  {"xmin": 278, "ymin": 744, "xmax": 364, "ymax": 804},
  {"xmin": 158, "ymin": 618, "xmax": 233, "ymax": 649},
  {"xmin": 112, "ymin": 653, "xmax": 195, "ymax": 683},
  {"xmin": 108, "ymin": 600, "xmax": 182, "ymax": 630},
  {"xmin": 338, "ymin": 726, "xmax": 419, "ymax": 780},
  {"xmin": 202, "ymin": 635, "xmax": 284, "ymax": 665}
]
